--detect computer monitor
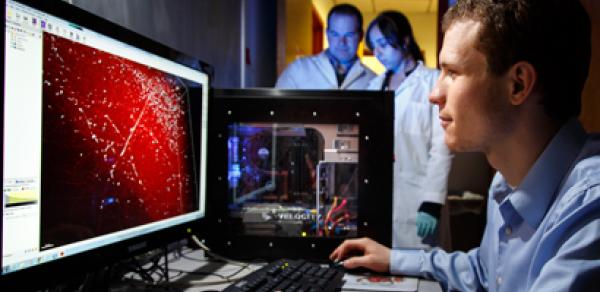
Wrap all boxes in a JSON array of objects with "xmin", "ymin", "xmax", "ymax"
[
  {"xmin": 203, "ymin": 89, "xmax": 393, "ymax": 261},
  {"xmin": 2, "ymin": 0, "xmax": 209, "ymax": 289}
]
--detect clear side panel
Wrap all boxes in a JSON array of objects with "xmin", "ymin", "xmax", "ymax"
[{"xmin": 226, "ymin": 123, "xmax": 359, "ymax": 238}]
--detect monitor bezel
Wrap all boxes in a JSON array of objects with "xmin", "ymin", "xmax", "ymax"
[
  {"xmin": 202, "ymin": 88, "xmax": 393, "ymax": 261},
  {"xmin": 1, "ymin": 0, "xmax": 208, "ymax": 289}
]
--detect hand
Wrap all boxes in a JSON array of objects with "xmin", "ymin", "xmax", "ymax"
[
  {"xmin": 329, "ymin": 237, "xmax": 390, "ymax": 273},
  {"xmin": 416, "ymin": 211, "xmax": 438, "ymax": 238}
]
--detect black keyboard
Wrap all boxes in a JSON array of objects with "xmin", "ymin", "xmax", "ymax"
[{"xmin": 223, "ymin": 258, "xmax": 344, "ymax": 292}]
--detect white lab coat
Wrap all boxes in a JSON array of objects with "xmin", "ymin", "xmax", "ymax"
[
  {"xmin": 368, "ymin": 62, "xmax": 452, "ymax": 249},
  {"xmin": 275, "ymin": 51, "xmax": 375, "ymax": 89}
]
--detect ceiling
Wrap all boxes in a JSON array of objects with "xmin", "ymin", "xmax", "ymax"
[{"xmin": 331, "ymin": 0, "xmax": 438, "ymax": 14}]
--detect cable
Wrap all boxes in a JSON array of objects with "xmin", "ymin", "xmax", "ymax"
[
  {"xmin": 170, "ymin": 246, "xmax": 210, "ymax": 263},
  {"xmin": 187, "ymin": 265, "xmax": 258, "ymax": 286},
  {"xmin": 115, "ymin": 240, "xmax": 254, "ymax": 288},
  {"xmin": 187, "ymin": 278, "xmax": 241, "ymax": 286},
  {"xmin": 190, "ymin": 235, "xmax": 250, "ymax": 268},
  {"xmin": 224, "ymin": 264, "xmax": 252, "ymax": 279},
  {"xmin": 166, "ymin": 268, "xmax": 228, "ymax": 279},
  {"xmin": 186, "ymin": 235, "xmax": 264, "ymax": 287}
]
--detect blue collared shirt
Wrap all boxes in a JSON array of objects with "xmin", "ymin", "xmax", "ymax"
[
  {"xmin": 390, "ymin": 119, "xmax": 600, "ymax": 291},
  {"xmin": 324, "ymin": 49, "xmax": 357, "ymax": 86}
]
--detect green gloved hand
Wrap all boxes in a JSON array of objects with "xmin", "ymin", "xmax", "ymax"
[{"xmin": 416, "ymin": 211, "xmax": 438, "ymax": 238}]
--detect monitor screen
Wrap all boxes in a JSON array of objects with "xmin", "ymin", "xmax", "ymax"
[
  {"xmin": 204, "ymin": 89, "xmax": 393, "ymax": 261},
  {"xmin": 2, "ymin": 0, "xmax": 208, "ymax": 286}
]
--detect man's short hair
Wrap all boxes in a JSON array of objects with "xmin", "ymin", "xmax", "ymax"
[
  {"xmin": 327, "ymin": 3, "xmax": 363, "ymax": 33},
  {"xmin": 442, "ymin": 0, "xmax": 591, "ymax": 124}
]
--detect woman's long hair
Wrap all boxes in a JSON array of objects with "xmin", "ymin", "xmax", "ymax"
[{"xmin": 366, "ymin": 11, "xmax": 423, "ymax": 62}]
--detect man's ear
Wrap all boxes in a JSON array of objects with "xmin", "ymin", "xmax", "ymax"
[{"xmin": 508, "ymin": 61, "xmax": 537, "ymax": 105}]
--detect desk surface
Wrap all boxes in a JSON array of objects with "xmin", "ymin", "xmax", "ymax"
[{"xmin": 159, "ymin": 249, "xmax": 442, "ymax": 292}]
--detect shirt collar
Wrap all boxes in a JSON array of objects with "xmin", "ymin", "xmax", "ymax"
[
  {"xmin": 396, "ymin": 62, "xmax": 423, "ymax": 87},
  {"xmin": 495, "ymin": 119, "xmax": 587, "ymax": 229}
]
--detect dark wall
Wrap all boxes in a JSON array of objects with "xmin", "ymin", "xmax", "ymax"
[
  {"xmin": 71, "ymin": 0, "xmax": 276, "ymax": 88},
  {"xmin": 244, "ymin": 0, "xmax": 277, "ymax": 87},
  {"xmin": 447, "ymin": 152, "xmax": 493, "ymax": 196}
]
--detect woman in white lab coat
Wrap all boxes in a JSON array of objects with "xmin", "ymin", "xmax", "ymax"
[{"xmin": 366, "ymin": 11, "xmax": 452, "ymax": 249}]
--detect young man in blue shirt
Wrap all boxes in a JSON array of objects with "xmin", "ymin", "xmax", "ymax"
[{"xmin": 330, "ymin": 0, "xmax": 600, "ymax": 290}]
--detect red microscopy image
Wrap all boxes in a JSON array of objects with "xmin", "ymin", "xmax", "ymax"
[{"xmin": 40, "ymin": 33, "xmax": 198, "ymax": 249}]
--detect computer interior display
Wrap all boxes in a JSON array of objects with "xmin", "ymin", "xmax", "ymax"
[
  {"xmin": 227, "ymin": 123, "xmax": 359, "ymax": 238},
  {"xmin": 204, "ymin": 89, "xmax": 393, "ymax": 261},
  {"xmin": 2, "ymin": 0, "xmax": 209, "ymax": 288}
]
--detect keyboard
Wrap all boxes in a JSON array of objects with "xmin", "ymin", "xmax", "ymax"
[{"xmin": 223, "ymin": 258, "xmax": 344, "ymax": 292}]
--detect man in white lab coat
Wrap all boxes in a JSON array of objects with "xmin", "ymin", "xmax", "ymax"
[{"xmin": 275, "ymin": 4, "xmax": 375, "ymax": 89}]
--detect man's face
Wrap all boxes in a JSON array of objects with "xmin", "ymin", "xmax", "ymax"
[
  {"xmin": 327, "ymin": 13, "xmax": 361, "ymax": 63},
  {"xmin": 429, "ymin": 20, "xmax": 512, "ymax": 153}
]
